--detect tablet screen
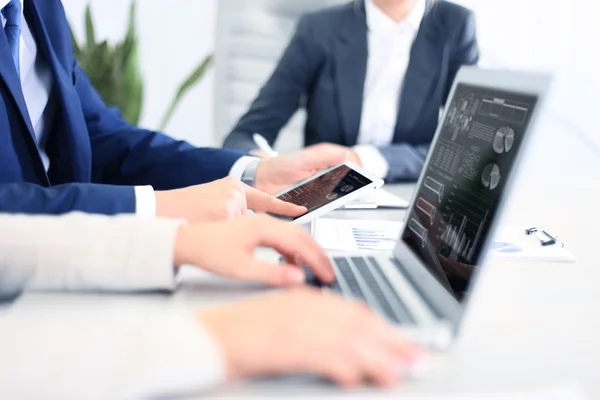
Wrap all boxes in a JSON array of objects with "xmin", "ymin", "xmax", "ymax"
[{"xmin": 277, "ymin": 165, "xmax": 373, "ymax": 220}]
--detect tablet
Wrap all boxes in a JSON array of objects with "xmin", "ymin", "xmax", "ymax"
[{"xmin": 274, "ymin": 162, "xmax": 384, "ymax": 225}]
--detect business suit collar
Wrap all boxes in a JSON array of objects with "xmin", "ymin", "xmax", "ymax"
[
  {"xmin": 333, "ymin": 2, "xmax": 368, "ymax": 146},
  {"xmin": 0, "ymin": 0, "xmax": 23, "ymax": 12},
  {"xmin": 25, "ymin": 0, "xmax": 91, "ymax": 183},
  {"xmin": 0, "ymin": 8, "xmax": 47, "ymax": 182},
  {"xmin": 394, "ymin": 1, "xmax": 444, "ymax": 140},
  {"xmin": 334, "ymin": 0, "xmax": 443, "ymax": 145}
]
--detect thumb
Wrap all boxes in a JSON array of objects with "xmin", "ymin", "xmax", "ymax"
[{"xmin": 246, "ymin": 261, "xmax": 306, "ymax": 286}]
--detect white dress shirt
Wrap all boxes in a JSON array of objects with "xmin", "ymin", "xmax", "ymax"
[
  {"xmin": 0, "ymin": 213, "xmax": 226, "ymax": 398},
  {"xmin": 353, "ymin": 0, "xmax": 426, "ymax": 179},
  {"xmin": 1, "ymin": 0, "xmax": 52, "ymax": 170},
  {"xmin": 1, "ymin": 0, "xmax": 254, "ymax": 219}
]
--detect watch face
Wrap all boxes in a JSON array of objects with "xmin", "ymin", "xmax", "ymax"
[{"xmin": 241, "ymin": 159, "xmax": 261, "ymax": 186}]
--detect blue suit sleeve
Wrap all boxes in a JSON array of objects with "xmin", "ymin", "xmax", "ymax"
[
  {"xmin": 222, "ymin": 15, "xmax": 324, "ymax": 152},
  {"xmin": 0, "ymin": 183, "xmax": 135, "ymax": 215},
  {"xmin": 73, "ymin": 64, "xmax": 244, "ymax": 190},
  {"xmin": 380, "ymin": 10, "xmax": 479, "ymax": 182},
  {"xmin": 377, "ymin": 144, "xmax": 430, "ymax": 182}
]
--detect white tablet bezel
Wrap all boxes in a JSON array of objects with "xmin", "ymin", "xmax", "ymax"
[{"xmin": 274, "ymin": 162, "xmax": 384, "ymax": 225}]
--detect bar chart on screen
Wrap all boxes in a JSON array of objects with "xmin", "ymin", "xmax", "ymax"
[{"xmin": 440, "ymin": 212, "xmax": 489, "ymax": 262}]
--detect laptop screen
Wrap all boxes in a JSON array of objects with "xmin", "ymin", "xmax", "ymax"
[{"xmin": 400, "ymin": 83, "xmax": 539, "ymax": 298}]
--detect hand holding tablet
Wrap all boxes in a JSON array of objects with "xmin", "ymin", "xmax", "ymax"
[{"xmin": 274, "ymin": 162, "xmax": 384, "ymax": 224}]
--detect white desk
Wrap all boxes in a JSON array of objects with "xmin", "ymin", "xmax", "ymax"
[{"xmin": 11, "ymin": 178, "xmax": 600, "ymax": 398}]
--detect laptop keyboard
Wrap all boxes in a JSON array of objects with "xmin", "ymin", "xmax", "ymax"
[
  {"xmin": 354, "ymin": 257, "xmax": 415, "ymax": 324},
  {"xmin": 304, "ymin": 256, "xmax": 416, "ymax": 325},
  {"xmin": 335, "ymin": 258, "xmax": 366, "ymax": 299}
]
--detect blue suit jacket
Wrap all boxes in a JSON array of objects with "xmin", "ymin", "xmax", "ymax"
[
  {"xmin": 0, "ymin": 0, "xmax": 244, "ymax": 215},
  {"xmin": 223, "ymin": 0, "xmax": 479, "ymax": 182}
]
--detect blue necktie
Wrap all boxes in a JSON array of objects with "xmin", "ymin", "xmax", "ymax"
[{"xmin": 2, "ymin": 0, "xmax": 21, "ymax": 76}]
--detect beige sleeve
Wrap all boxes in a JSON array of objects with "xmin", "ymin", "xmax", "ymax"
[
  {"xmin": 0, "ymin": 212, "xmax": 183, "ymax": 297},
  {"xmin": 0, "ymin": 213, "xmax": 227, "ymax": 396}
]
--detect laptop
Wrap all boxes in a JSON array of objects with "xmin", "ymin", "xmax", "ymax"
[{"xmin": 305, "ymin": 67, "xmax": 552, "ymax": 348}]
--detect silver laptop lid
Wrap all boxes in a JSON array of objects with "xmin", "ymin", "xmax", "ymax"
[{"xmin": 392, "ymin": 67, "xmax": 552, "ymax": 329}]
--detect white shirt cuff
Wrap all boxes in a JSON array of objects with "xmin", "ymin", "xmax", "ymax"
[
  {"xmin": 353, "ymin": 144, "xmax": 390, "ymax": 179},
  {"xmin": 134, "ymin": 185, "xmax": 156, "ymax": 219},
  {"xmin": 229, "ymin": 156, "xmax": 259, "ymax": 179},
  {"xmin": 136, "ymin": 157, "xmax": 256, "ymax": 214},
  {"xmin": 25, "ymin": 214, "xmax": 183, "ymax": 293}
]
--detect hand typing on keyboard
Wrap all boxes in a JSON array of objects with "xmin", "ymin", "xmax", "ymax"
[{"xmin": 199, "ymin": 288, "xmax": 422, "ymax": 388}]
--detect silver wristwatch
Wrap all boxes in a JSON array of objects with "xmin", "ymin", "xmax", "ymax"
[{"xmin": 241, "ymin": 158, "xmax": 261, "ymax": 187}]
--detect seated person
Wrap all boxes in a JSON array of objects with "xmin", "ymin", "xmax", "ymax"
[
  {"xmin": 223, "ymin": 0, "xmax": 479, "ymax": 182},
  {"xmin": 0, "ymin": 212, "xmax": 419, "ymax": 398},
  {"xmin": 0, "ymin": 0, "xmax": 347, "ymax": 221}
]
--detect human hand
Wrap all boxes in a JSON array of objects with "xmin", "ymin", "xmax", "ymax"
[
  {"xmin": 174, "ymin": 214, "xmax": 334, "ymax": 286},
  {"xmin": 197, "ymin": 288, "xmax": 420, "ymax": 387},
  {"xmin": 348, "ymin": 149, "xmax": 362, "ymax": 166},
  {"xmin": 254, "ymin": 143, "xmax": 356, "ymax": 195},
  {"xmin": 155, "ymin": 177, "xmax": 306, "ymax": 223},
  {"xmin": 316, "ymin": 143, "xmax": 362, "ymax": 166}
]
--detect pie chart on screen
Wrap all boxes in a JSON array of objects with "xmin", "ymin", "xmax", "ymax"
[
  {"xmin": 493, "ymin": 126, "xmax": 515, "ymax": 154},
  {"xmin": 481, "ymin": 163, "xmax": 501, "ymax": 190}
]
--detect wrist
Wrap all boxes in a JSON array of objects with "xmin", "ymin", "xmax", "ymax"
[
  {"xmin": 241, "ymin": 158, "xmax": 261, "ymax": 187},
  {"xmin": 196, "ymin": 307, "xmax": 266, "ymax": 382},
  {"xmin": 174, "ymin": 224, "xmax": 194, "ymax": 266},
  {"xmin": 196, "ymin": 309, "xmax": 238, "ymax": 381},
  {"xmin": 348, "ymin": 149, "xmax": 363, "ymax": 166},
  {"xmin": 253, "ymin": 161, "xmax": 268, "ymax": 192},
  {"xmin": 155, "ymin": 190, "xmax": 173, "ymax": 219}
]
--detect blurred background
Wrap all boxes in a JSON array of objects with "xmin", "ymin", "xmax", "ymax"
[{"xmin": 64, "ymin": 0, "xmax": 600, "ymax": 179}]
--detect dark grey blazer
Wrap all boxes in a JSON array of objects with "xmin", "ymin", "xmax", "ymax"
[{"xmin": 223, "ymin": 0, "xmax": 479, "ymax": 182}]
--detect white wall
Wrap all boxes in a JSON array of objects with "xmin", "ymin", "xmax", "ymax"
[
  {"xmin": 454, "ymin": 0, "xmax": 600, "ymax": 178},
  {"xmin": 63, "ymin": 0, "xmax": 218, "ymax": 146}
]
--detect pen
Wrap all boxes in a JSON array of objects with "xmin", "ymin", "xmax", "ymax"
[{"xmin": 252, "ymin": 133, "xmax": 278, "ymax": 158}]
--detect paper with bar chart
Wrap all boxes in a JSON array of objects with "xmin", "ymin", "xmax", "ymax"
[
  {"xmin": 312, "ymin": 218, "xmax": 573, "ymax": 261},
  {"xmin": 312, "ymin": 218, "xmax": 403, "ymax": 252}
]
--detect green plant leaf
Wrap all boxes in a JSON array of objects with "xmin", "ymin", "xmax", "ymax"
[
  {"xmin": 116, "ymin": 0, "xmax": 143, "ymax": 124},
  {"xmin": 122, "ymin": 0, "xmax": 137, "ymax": 63},
  {"xmin": 84, "ymin": 3, "xmax": 95, "ymax": 51},
  {"xmin": 121, "ymin": 40, "xmax": 143, "ymax": 125},
  {"xmin": 70, "ymin": 0, "xmax": 143, "ymax": 126},
  {"xmin": 159, "ymin": 54, "xmax": 213, "ymax": 131},
  {"xmin": 69, "ymin": 25, "xmax": 81, "ymax": 59}
]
